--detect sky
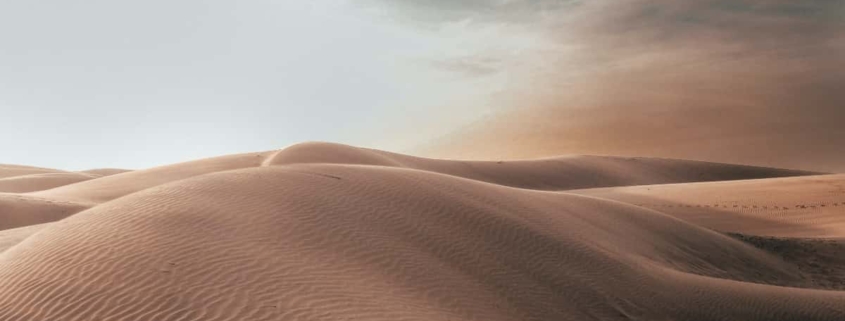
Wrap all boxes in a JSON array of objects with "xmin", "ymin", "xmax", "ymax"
[
  {"xmin": 406, "ymin": 0, "xmax": 845, "ymax": 172},
  {"xmin": 2, "ymin": 0, "xmax": 844, "ymax": 171},
  {"xmin": 0, "ymin": 0, "xmax": 523, "ymax": 170}
]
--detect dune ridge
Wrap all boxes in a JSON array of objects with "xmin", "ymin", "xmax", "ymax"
[
  {"xmin": 264, "ymin": 142, "xmax": 820, "ymax": 191},
  {"xmin": 0, "ymin": 164, "xmax": 67, "ymax": 180},
  {"xmin": 573, "ymin": 174, "xmax": 845, "ymax": 238},
  {"xmin": 0, "ymin": 224, "xmax": 50, "ymax": 253},
  {"xmin": 79, "ymin": 168, "xmax": 132, "ymax": 177},
  {"xmin": 0, "ymin": 164, "xmax": 131, "ymax": 193},
  {"xmin": 0, "ymin": 172, "xmax": 99, "ymax": 193},
  {"xmin": 2, "ymin": 142, "xmax": 815, "ymax": 234},
  {"xmin": 34, "ymin": 142, "xmax": 818, "ymax": 206},
  {"xmin": 0, "ymin": 193, "xmax": 89, "ymax": 231},
  {"xmin": 0, "ymin": 142, "xmax": 841, "ymax": 320},
  {"xmin": 1, "ymin": 164, "xmax": 844, "ymax": 320},
  {"xmin": 33, "ymin": 151, "xmax": 275, "ymax": 204}
]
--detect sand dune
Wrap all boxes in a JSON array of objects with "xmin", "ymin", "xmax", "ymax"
[
  {"xmin": 0, "ymin": 193, "xmax": 90, "ymax": 231},
  {"xmin": 16, "ymin": 141, "xmax": 811, "ymax": 219},
  {"xmin": 0, "ymin": 223, "xmax": 50, "ymax": 253},
  {"xmin": 0, "ymin": 168, "xmax": 129, "ymax": 231},
  {"xmin": 269, "ymin": 142, "xmax": 817, "ymax": 190},
  {"xmin": 34, "ymin": 151, "xmax": 274, "ymax": 204},
  {"xmin": 573, "ymin": 174, "xmax": 845, "ymax": 238},
  {"xmin": 3, "ymin": 153, "xmax": 274, "ymax": 233},
  {"xmin": 0, "ymin": 143, "xmax": 841, "ymax": 320},
  {"xmin": 0, "ymin": 142, "xmax": 824, "ymax": 241},
  {"xmin": 0, "ymin": 172, "xmax": 99, "ymax": 193},
  {"xmin": 2, "ymin": 164, "xmax": 844, "ymax": 320},
  {"xmin": 0, "ymin": 164, "xmax": 131, "ymax": 193},
  {"xmin": 80, "ymin": 168, "xmax": 132, "ymax": 177},
  {"xmin": 729, "ymin": 234, "xmax": 845, "ymax": 291},
  {"xmin": 0, "ymin": 164, "xmax": 67, "ymax": 179}
]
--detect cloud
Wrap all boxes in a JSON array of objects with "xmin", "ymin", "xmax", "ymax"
[
  {"xmin": 428, "ymin": 56, "xmax": 504, "ymax": 77},
  {"xmin": 355, "ymin": 0, "xmax": 575, "ymax": 23},
  {"xmin": 366, "ymin": 0, "xmax": 845, "ymax": 171}
]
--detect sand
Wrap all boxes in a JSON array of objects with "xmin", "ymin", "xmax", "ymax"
[
  {"xmin": 34, "ymin": 151, "xmax": 273, "ymax": 204},
  {"xmin": 573, "ymin": 174, "xmax": 845, "ymax": 238},
  {"xmin": 0, "ymin": 142, "xmax": 842, "ymax": 320},
  {"xmin": 0, "ymin": 224, "xmax": 50, "ymax": 253},
  {"xmin": 0, "ymin": 172, "xmax": 100, "ymax": 193},
  {"xmin": 0, "ymin": 164, "xmax": 67, "ymax": 179},
  {"xmin": 265, "ymin": 142, "xmax": 819, "ymax": 190},
  {"xmin": 0, "ymin": 164, "xmax": 131, "ymax": 193},
  {"xmin": 3, "ymin": 142, "xmax": 812, "ymax": 233},
  {"xmin": 0, "ymin": 193, "xmax": 90, "ymax": 231},
  {"xmin": 79, "ymin": 168, "xmax": 132, "ymax": 177}
]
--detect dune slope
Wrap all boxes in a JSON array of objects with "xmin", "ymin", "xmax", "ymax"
[
  {"xmin": 4, "ymin": 142, "xmax": 813, "ymax": 234},
  {"xmin": 34, "ymin": 151, "xmax": 274, "ymax": 204},
  {"xmin": 0, "ymin": 164, "xmax": 131, "ymax": 194},
  {"xmin": 0, "ymin": 224, "xmax": 50, "ymax": 253},
  {"xmin": 267, "ymin": 142, "xmax": 818, "ymax": 190},
  {"xmin": 0, "ymin": 164, "xmax": 842, "ymax": 321},
  {"xmin": 573, "ymin": 174, "xmax": 845, "ymax": 238},
  {"xmin": 0, "ymin": 172, "xmax": 99, "ymax": 193},
  {"xmin": 79, "ymin": 168, "xmax": 132, "ymax": 177},
  {"xmin": 0, "ymin": 193, "xmax": 89, "ymax": 231},
  {"xmin": 729, "ymin": 234, "xmax": 845, "ymax": 291},
  {"xmin": 36, "ymin": 142, "xmax": 819, "ymax": 205},
  {"xmin": 0, "ymin": 164, "xmax": 66, "ymax": 179}
]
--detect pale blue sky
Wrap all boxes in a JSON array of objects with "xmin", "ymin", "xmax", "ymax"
[
  {"xmin": 3, "ymin": 0, "xmax": 843, "ymax": 171},
  {"xmin": 0, "ymin": 1, "xmax": 518, "ymax": 170}
]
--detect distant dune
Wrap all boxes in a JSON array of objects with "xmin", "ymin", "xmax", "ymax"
[
  {"xmin": 0, "ymin": 193, "xmax": 89, "ymax": 231},
  {"xmin": 1, "ymin": 142, "xmax": 815, "ymax": 232},
  {"xmin": 0, "ymin": 142, "xmax": 842, "ymax": 320},
  {"xmin": 266, "ymin": 142, "xmax": 820, "ymax": 190},
  {"xmin": 80, "ymin": 168, "xmax": 133, "ymax": 177},
  {"xmin": 573, "ymin": 174, "xmax": 845, "ymax": 238},
  {"xmin": 0, "ymin": 164, "xmax": 131, "ymax": 193},
  {"xmin": 422, "ymin": 105, "xmax": 845, "ymax": 173},
  {"xmin": 33, "ymin": 151, "xmax": 273, "ymax": 204},
  {"xmin": 0, "ymin": 164, "xmax": 66, "ymax": 179},
  {"xmin": 0, "ymin": 173, "xmax": 98, "ymax": 193}
]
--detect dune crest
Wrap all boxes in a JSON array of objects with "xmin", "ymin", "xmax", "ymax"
[
  {"xmin": 0, "ymin": 143, "xmax": 841, "ymax": 320},
  {"xmin": 0, "ymin": 224, "xmax": 50, "ymax": 253},
  {"xmin": 266, "ymin": 142, "xmax": 818, "ymax": 191},
  {"xmin": 1, "ymin": 142, "xmax": 813, "ymax": 234},
  {"xmin": 0, "ymin": 173, "xmax": 99, "ymax": 193},
  {"xmin": 33, "ymin": 151, "xmax": 275, "ymax": 204},
  {"xmin": 1, "ymin": 164, "xmax": 843, "ymax": 320},
  {"xmin": 0, "ymin": 164, "xmax": 68, "ymax": 180},
  {"xmin": 80, "ymin": 168, "xmax": 132, "ymax": 177},
  {"xmin": 0, "ymin": 193, "xmax": 89, "ymax": 231},
  {"xmin": 0, "ymin": 164, "xmax": 132, "ymax": 193},
  {"xmin": 573, "ymin": 174, "xmax": 845, "ymax": 238}
]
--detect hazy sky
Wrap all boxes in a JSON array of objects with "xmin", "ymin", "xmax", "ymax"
[
  {"xmin": 0, "ymin": 1, "xmax": 525, "ymax": 170},
  {"xmin": 2, "ymin": 0, "xmax": 843, "ymax": 171},
  {"xmin": 403, "ymin": 0, "xmax": 845, "ymax": 172}
]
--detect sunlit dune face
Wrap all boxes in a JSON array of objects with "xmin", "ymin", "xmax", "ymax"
[{"xmin": 1, "ymin": 142, "xmax": 844, "ymax": 320}]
